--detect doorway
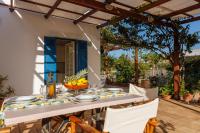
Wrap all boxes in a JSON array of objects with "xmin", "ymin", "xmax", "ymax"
[{"xmin": 56, "ymin": 39, "xmax": 76, "ymax": 83}]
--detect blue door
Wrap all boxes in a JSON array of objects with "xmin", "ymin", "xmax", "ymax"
[
  {"xmin": 44, "ymin": 37, "xmax": 57, "ymax": 84},
  {"xmin": 75, "ymin": 40, "xmax": 88, "ymax": 73}
]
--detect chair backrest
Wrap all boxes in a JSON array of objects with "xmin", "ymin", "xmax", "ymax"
[
  {"xmin": 129, "ymin": 83, "xmax": 158, "ymax": 100},
  {"xmin": 103, "ymin": 98, "xmax": 159, "ymax": 133},
  {"xmin": 129, "ymin": 83, "xmax": 148, "ymax": 100},
  {"xmin": 129, "ymin": 83, "xmax": 146, "ymax": 96}
]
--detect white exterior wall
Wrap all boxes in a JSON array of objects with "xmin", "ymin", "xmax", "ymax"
[{"xmin": 0, "ymin": 6, "xmax": 101, "ymax": 96}]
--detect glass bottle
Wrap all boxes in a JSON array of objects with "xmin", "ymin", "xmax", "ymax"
[{"xmin": 46, "ymin": 72, "xmax": 56, "ymax": 99}]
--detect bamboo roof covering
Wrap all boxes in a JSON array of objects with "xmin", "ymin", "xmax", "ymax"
[{"xmin": 0, "ymin": 0, "xmax": 200, "ymax": 27}]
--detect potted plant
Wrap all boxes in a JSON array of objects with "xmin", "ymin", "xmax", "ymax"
[
  {"xmin": 192, "ymin": 90, "xmax": 200, "ymax": 103},
  {"xmin": 180, "ymin": 80, "xmax": 185, "ymax": 101},
  {"xmin": 160, "ymin": 85, "xmax": 172, "ymax": 100},
  {"xmin": 183, "ymin": 90, "xmax": 193, "ymax": 104},
  {"xmin": 0, "ymin": 75, "xmax": 14, "ymax": 106}
]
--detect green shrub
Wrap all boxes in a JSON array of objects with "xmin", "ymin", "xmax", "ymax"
[
  {"xmin": 160, "ymin": 84, "xmax": 173, "ymax": 96},
  {"xmin": 0, "ymin": 75, "xmax": 14, "ymax": 99},
  {"xmin": 115, "ymin": 54, "xmax": 134, "ymax": 83}
]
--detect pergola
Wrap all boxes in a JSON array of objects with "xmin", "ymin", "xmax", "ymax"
[
  {"xmin": 0, "ymin": 0, "xmax": 199, "ymax": 98},
  {"xmin": 0, "ymin": 0, "xmax": 200, "ymax": 28}
]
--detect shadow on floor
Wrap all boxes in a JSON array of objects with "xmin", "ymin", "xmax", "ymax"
[
  {"xmin": 10, "ymin": 121, "xmax": 42, "ymax": 133},
  {"xmin": 156, "ymin": 120, "xmax": 175, "ymax": 133}
]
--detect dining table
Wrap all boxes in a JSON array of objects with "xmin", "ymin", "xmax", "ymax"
[{"xmin": 2, "ymin": 88, "xmax": 146, "ymax": 132}]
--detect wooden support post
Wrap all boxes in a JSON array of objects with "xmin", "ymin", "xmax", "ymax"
[{"xmin": 134, "ymin": 47, "xmax": 139, "ymax": 85}]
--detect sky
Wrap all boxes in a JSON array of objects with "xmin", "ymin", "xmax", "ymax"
[{"xmin": 109, "ymin": 21, "xmax": 200, "ymax": 58}]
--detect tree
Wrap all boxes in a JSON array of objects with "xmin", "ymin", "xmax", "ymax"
[
  {"xmin": 100, "ymin": 28, "xmax": 116, "ymax": 77},
  {"xmin": 101, "ymin": 55, "xmax": 115, "ymax": 78},
  {"xmin": 143, "ymin": 53, "xmax": 162, "ymax": 76},
  {"xmin": 107, "ymin": 18, "xmax": 199, "ymax": 99},
  {"xmin": 115, "ymin": 54, "xmax": 134, "ymax": 83}
]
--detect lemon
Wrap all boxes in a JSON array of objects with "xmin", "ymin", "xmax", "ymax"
[
  {"xmin": 72, "ymin": 80, "xmax": 77, "ymax": 85},
  {"xmin": 77, "ymin": 82, "xmax": 82, "ymax": 86},
  {"xmin": 67, "ymin": 81, "xmax": 72, "ymax": 85},
  {"xmin": 82, "ymin": 80, "xmax": 88, "ymax": 84},
  {"xmin": 79, "ymin": 78, "xmax": 86, "ymax": 82}
]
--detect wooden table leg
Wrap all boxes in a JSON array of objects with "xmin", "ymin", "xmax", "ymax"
[
  {"xmin": 95, "ymin": 108, "xmax": 102, "ymax": 130},
  {"xmin": 55, "ymin": 115, "xmax": 69, "ymax": 133},
  {"xmin": 42, "ymin": 118, "xmax": 51, "ymax": 133}
]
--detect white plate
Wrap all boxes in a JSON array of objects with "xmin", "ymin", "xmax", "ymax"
[
  {"xmin": 15, "ymin": 96, "xmax": 36, "ymax": 102},
  {"xmin": 73, "ymin": 97, "xmax": 98, "ymax": 102},
  {"xmin": 75, "ymin": 94, "xmax": 97, "ymax": 100},
  {"xmin": 107, "ymin": 88, "xmax": 123, "ymax": 92}
]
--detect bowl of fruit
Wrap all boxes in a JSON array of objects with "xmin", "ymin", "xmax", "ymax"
[{"xmin": 64, "ymin": 69, "xmax": 88, "ymax": 91}]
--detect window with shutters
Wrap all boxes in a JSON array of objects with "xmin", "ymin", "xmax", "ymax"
[{"xmin": 44, "ymin": 37, "xmax": 87, "ymax": 84}]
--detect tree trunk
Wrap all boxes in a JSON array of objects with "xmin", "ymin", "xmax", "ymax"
[
  {"xmin": 173, "ymin": 52, "xmax": 180, "ymax": 99},
  {"xmin": 173, "ymin": 28, "xmax": 180, "ymax": 100},
  {"xmin": 152, "ymin": 64, "xmax": 155, "ymax": 76},
  {"xmin": 134, "ymin": 47, "xmax": 139, "ymax": 85}
]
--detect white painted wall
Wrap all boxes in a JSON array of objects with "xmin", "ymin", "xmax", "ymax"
[{"xmin": 0, "ymin": 6, "xmax": 101, "ymax": 96}]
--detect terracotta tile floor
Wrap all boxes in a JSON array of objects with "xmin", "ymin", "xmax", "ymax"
[{"xmin": 156, "ymin": 99, "xmax": 200, "ymax": 133}]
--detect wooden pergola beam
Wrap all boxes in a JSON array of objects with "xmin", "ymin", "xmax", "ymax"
[
  {"xmin": 0, "ymin": 2, "xmax": 99, "ymax": 25},
  {"xmin": 144, "ymin": 0, "xmax": 193, "ymax": 17},
  {"xmin": 9, "ymin": 0, "xmax": 14, "ymax": 12},
  {"xmin": 136, "ymin": 0, "xmax": 170, "ymax": 12},
  {"xmin": 159, "ymin": 6, "xmax": 193, "ymax": 17},
  {"xmin": 73, "ymin": 0, "xmax": 114, "ymax": 24},
  {"xmin": 44, "ymin": 0, "xmax": 62, "ymax": 19},
  {"xmin": 74, "ymin": 9, "xmax": 97, "ymax": 24},
  {"xmin": 63, "ymin": 0, "xmax": 124, "ymax": 16},
  {"xmin": 180, "ymin": 16, "xmax": 200, "ymax": 24},
  {"xmin": 97, "ymin": 0, "xmax": 171, "ymax": 28},
  {"xmin": 163, "ymin": 3, "xmax": 200, "ymax": 18},
  {"xmin": 18, "ymin": 0, "xmax": 106, "ymax": 21},
  {"xmin": 113, "ymin": 1, "xmax": 137, "ymax": 10},
  {"xmin": 113, "ymin": 1, "xmax": 160, "ymax": 19},
  {"xmin": 64, "ymin": 0, "xmax": 172, "ymax": 28}
]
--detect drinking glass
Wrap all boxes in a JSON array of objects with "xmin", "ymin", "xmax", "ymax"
[
  {"xmin": 40, "ymin": 85, "xmax": 46, "ymax": 99},
  {"xmin": 56, "ymin": 83, "xmax": 63, "ymax": 94}
]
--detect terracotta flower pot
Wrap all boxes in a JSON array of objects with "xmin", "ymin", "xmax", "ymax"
[
  {"xmin": 162, "ymin": 95, "xmax": 172, "ymax": 100},
  {"xmin": 141, "ymin": 79, "xmax": 151, "ymax": 88},
  {"xmin": 183, "ymin": 93, "xmax": 193, "ymax": 104},
  {"xmin": 193, "ymin": 92, "xmax": 200, "ymax": 103}
]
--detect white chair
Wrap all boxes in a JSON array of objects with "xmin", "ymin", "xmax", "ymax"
[
  {"xmin": 69, "ymin": 98, "xmax": 159, "ymax": 133},
  {"xmin": 129, "ymin": 83, "xmax": 158, "ymax": 100}
]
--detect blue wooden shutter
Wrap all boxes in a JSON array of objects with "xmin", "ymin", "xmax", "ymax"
[
  {"xmin": 76, "ymin": 40, "xmax": 88, "ymax": 73},
  {"xmin": 44, "ymin": 37, "xmax": 57, "ymax": 84}
]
